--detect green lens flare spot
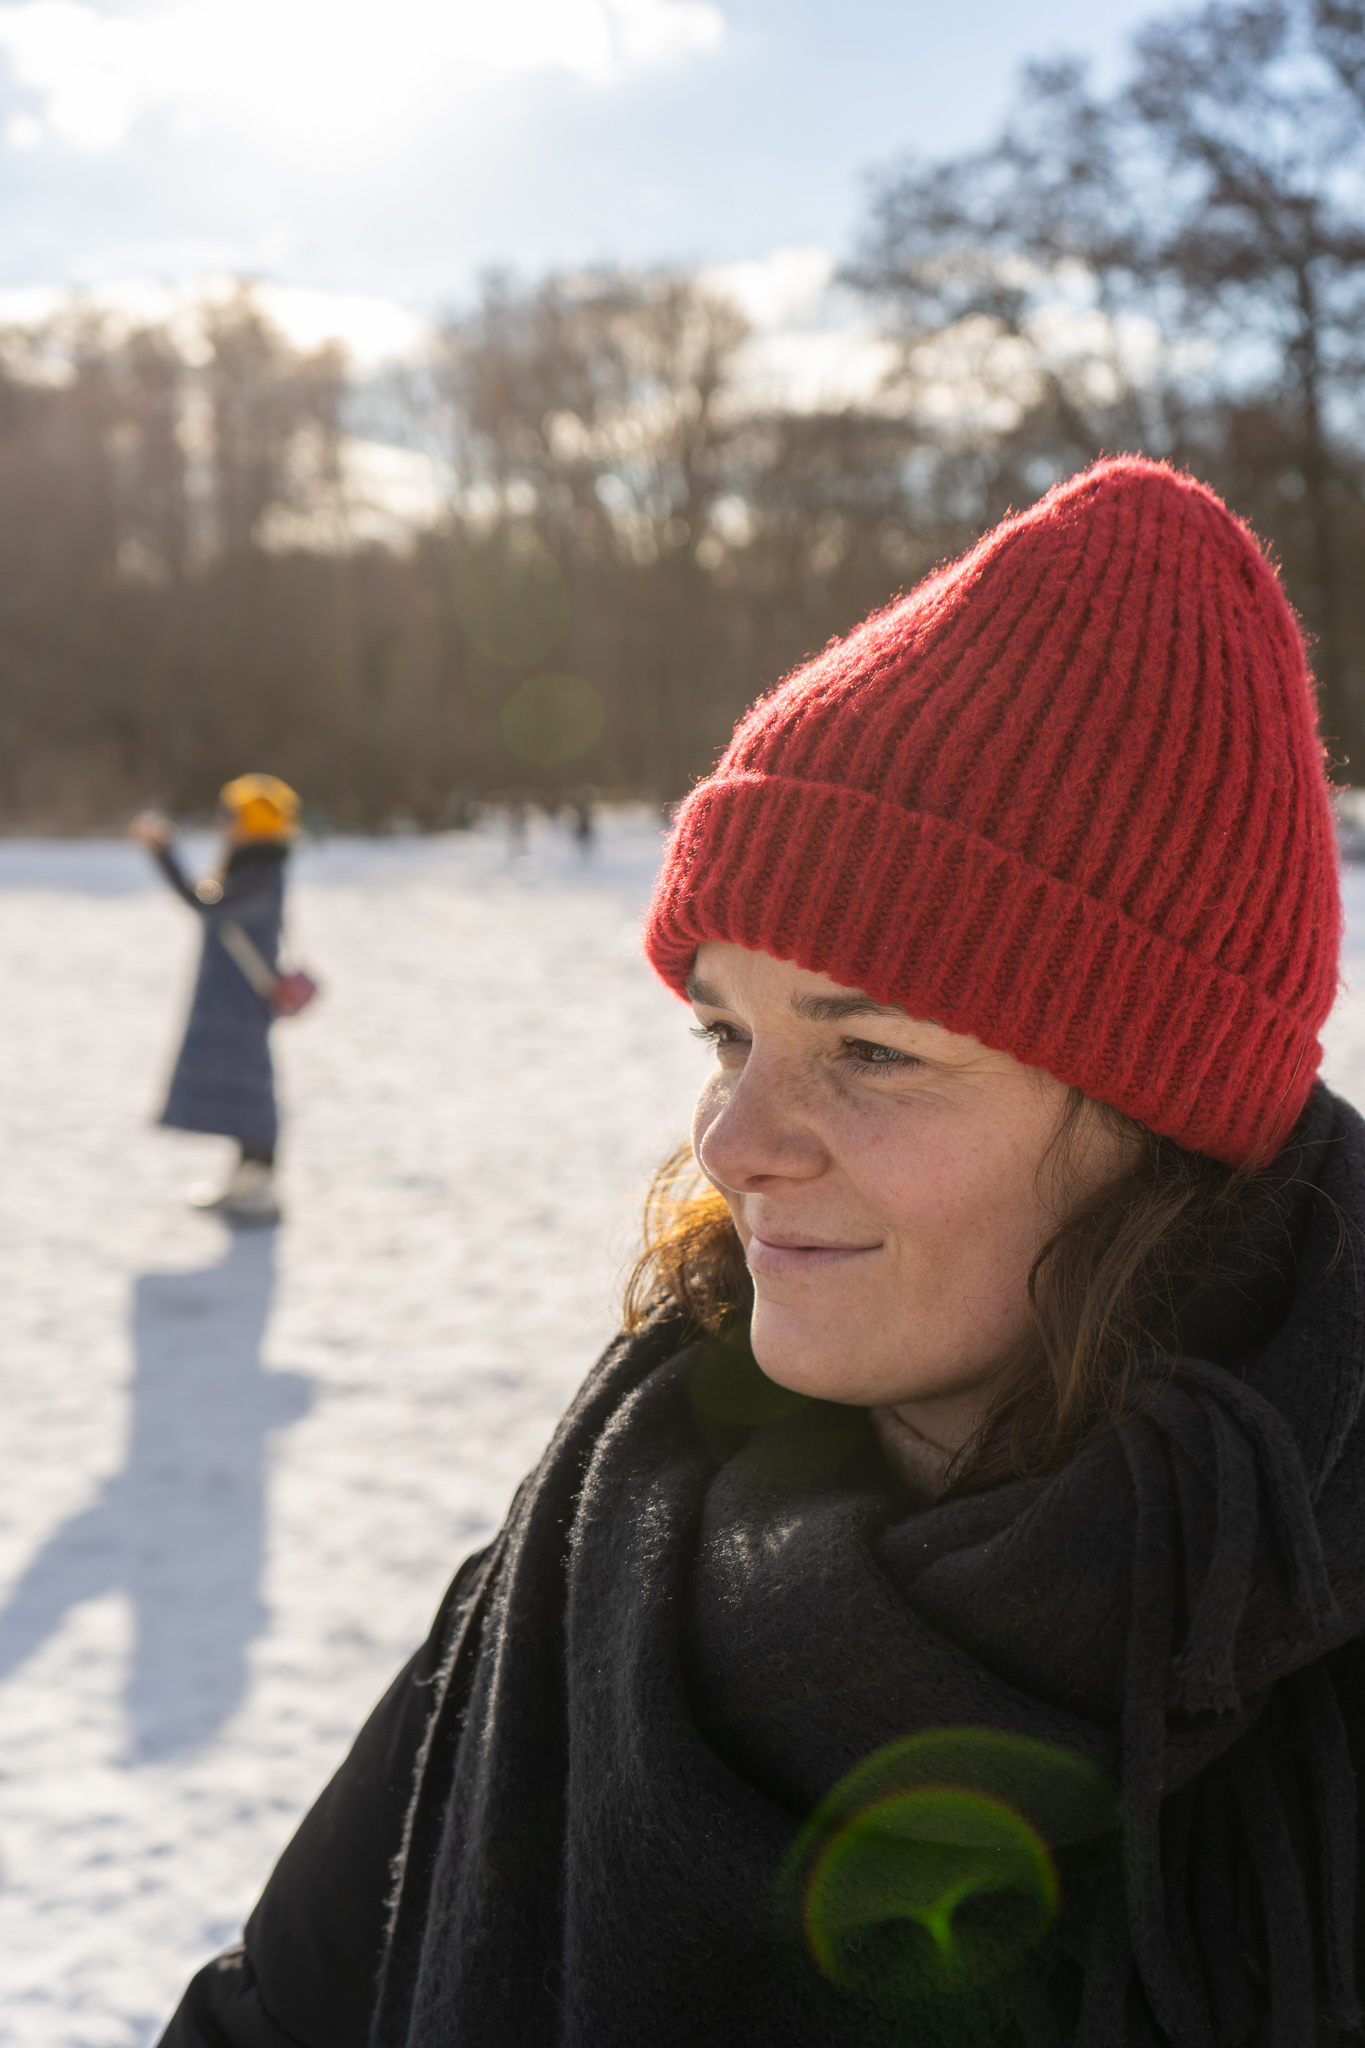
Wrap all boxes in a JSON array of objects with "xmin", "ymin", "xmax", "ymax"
[
  {"xmin": 779, "ymin": 1727, "xmax": 1117, "ymax": 2005},
  {"xmin": 687, "ymin": 1324, "xmax": 811, "ymax": 1430},
  {"xmin": 500, "ymin": 673, "xmax": 605, "ymax": 766},
  {"xmin": 451, "ymin": 531, "xmax": 571, "ymax": 667},
  {"xmin": 805, "ymin": 1787, "xmax": 1056, "ymax": 1990},
  {"xmin": 683, "ymin": 1326, "xmax": 871, "ymax": 1477}
]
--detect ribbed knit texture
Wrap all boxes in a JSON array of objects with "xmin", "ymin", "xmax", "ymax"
[{"xmin": 645, "ymin": 458, "xmax": 1342, "ymax": 1165}]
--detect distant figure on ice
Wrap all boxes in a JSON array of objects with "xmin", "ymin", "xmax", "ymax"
[
  {"xmin": 567, "ymin": 785, "xmax": 596, "ymax": 856},
  {"xmin": 130, "ymin": 774, "xmax": 301, "ymax": 1226}
]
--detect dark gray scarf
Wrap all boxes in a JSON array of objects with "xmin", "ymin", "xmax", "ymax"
[{"xmin": 373, "ymin": 1086, "xmax": 1365, "ymax": 2048}]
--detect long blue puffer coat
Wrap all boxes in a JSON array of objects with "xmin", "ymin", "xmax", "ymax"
[{"xmin": 156, "ymin": 841, "xmax": 287, "ymax": 1152}]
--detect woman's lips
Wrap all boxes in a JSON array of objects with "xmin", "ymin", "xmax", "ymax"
[{"xmin": 745, "ymin": 1233, "xmax": 880, "ymax": 1276}]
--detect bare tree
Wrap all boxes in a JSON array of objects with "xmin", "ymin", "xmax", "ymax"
[
  {"xmin": 852, "ymin": 0, "xmax": 1365, "ymax": 767},
  {"xmin": 201, "ymin": 287, "xmax": 346, "ymax": 559},
  {"xmin": 12, "ymin": 22, "xmax": 1365, "ymax": 833},
  {"xmin": 433, "ymin": 267, "xmax": 748, "ymax": 564}
]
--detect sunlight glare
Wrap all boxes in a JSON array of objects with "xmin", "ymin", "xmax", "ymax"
[{"xmin": 0, "ymin": 0, "xmax": 727, "ymax": 152}]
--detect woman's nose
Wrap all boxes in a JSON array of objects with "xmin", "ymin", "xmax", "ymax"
[{"xmin": 693, "ymin": 1054, "xmax": 827, "ymax": 1192}]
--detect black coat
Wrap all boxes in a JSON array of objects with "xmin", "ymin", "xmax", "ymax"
[
  {"xmin": 160, "ymin": 1085, "xmax": 1365, "ymax": 2047},
  {"xmin": 157, "ymin": 842, "xmax": 285, "ymax": 1152}
]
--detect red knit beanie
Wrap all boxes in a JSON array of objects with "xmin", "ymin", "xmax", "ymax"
[{"xmin": 645, "ymin": 458, "xmax": 1341, "ymax": 1166}]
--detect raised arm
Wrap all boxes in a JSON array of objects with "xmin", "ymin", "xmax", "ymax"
[
  {"xmin": 129, "ymin": 812, "xmax": 205, "ymax": 912},
  {"xmin": 152, "ymin": 843, "xmax": 207, "ymax": 912}
]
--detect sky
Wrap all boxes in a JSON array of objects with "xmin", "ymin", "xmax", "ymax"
[{"xmin": 0, "ymin": 0, "xmax": 1167, "ymax": 347}]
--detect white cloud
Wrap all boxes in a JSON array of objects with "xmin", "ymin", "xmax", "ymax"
[
  {"xmin": 701, "ymin": 246, "xmax": 834, "ymax": 331},
  {"xmin": 0, "ymin": 276, "xmax": 432, "ymax": 368},
  {"xmin": 252, "ymin": 285, "xmax": 429, "ymax": 366},
  {"xmin": 260, "ymin": 437, "xmax": 449, "ymax": 551},
  {"xmin": 703, "ymin": 245, "xmax": 898, "ymax": 413},
  {"xmin": 0, "ymin": 0, "xmax": 726, "ymax": 151}
]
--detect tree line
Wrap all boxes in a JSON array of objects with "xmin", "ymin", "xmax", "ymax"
[{"xmin": 6, "ymin": 0, "xmax": 1365, "ymax": 830}]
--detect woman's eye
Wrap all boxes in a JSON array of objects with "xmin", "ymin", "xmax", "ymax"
[
  {"xmin": 845, "ymin": 1038, "xmax": 919, "ymax": 1070},
  {"xmin": 690, "ymin": 1020, "xmax": 747, "ymax": 1054}
]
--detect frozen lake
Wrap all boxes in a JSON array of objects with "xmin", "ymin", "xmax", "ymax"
[
  {"xmin": 2, "ymin": 815, "xmax": 1365, "ymax": 2045},
  {"xmin": 0, "ymin": 811, "xmax": 703, "ymax": 2045}
]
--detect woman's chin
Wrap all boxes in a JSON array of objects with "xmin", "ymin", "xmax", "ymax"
[
  {"xmin": 749, "ymin": 1310, "xmax": 890, "ymax": 1408},
  {"xmin": 749, "ymin": 1302, "xmax": 996, "ymax": 1414}
]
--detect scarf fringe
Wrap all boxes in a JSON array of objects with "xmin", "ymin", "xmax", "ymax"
[{"xmin": 1090, "ymin": 1363, "xmax": 1355, "ymax": 2046}]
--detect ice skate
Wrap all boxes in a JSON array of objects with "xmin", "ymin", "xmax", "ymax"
[
  {"xmin": 190, "ymin": 1157, "xmax": 280, "ymax": 1224},
  {"xmin": 220, "ymin": 1158, "xmax": 281, "ymax": 1226}
]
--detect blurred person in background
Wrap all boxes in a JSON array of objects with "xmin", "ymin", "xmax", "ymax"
[
  {"xmin": 159, "ymin": 463, "xmax": 1365, "ymax": 2046},
  {"xmin": 130, "ymin": 774, "xmax": 300, "ymax": 1226}
]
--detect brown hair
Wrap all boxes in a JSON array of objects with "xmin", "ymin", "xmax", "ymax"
[{"xmin": 623, "ymin": 1098, "xmax": 1298, "ymax": 1493}]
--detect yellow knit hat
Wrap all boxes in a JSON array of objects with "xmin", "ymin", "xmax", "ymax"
[{"xmin": 219, "ymin": 773, "xmax": 301, "ymax": 841}]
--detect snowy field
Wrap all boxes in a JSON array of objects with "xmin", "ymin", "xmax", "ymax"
[
  {"xmin": 2, "ymin": 815, "xmax": 1365, "ymax": 2046},
  {"xmin": 0, "ymin": 810, "xmax": 703, "ymax": 2045}
]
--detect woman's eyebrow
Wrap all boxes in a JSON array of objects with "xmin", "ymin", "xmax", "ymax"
[
  {"xmin": 791, "ymin": 992, "xmax": 907, "ymax": 1022},
  {"xmin": 684, "ymin": 973, "xmax": 905, "ymax": 1024}
]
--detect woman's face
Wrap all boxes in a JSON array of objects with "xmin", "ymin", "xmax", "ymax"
[{"xmin": 689, "ymin": 941, "xmax": 1131, "ymax": 1444}]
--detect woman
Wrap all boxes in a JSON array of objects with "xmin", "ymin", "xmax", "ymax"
[
  {"xmin": 131, "ymin": 773, "xmax": 300, "ymax": 1225},
  {"xmin": 159, "ymin": 460, "xmax": 1365, "ymax": 2045}
]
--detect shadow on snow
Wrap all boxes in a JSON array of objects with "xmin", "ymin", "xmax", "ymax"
[{"xmin": 0, "ymin": 1226, "xmax": 311, "ymax": 1758}]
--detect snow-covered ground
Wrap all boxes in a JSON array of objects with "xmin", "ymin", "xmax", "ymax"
[
  {"xmin": 2, "ymin": 817, "xmax": 1365, "ymax": 2046},
  {"xmin": 0, "ymin": 810, "xmax": 702, "ymax": 2046}
]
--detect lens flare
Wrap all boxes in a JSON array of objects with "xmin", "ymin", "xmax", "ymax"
[
  {"xmin": 685, "ymin": 1324, "xmax": 869, "ymax": 1475},
  {"xmin": 500, "ymin": 673, "xmax": 604, "ymax": 766},
  {"xmin": 781, "ymin": 1727, "xmax": 1117, "ymax": 2006},
  {"xmin": 687, "ymin": 1323, "xmax": 810, "ymax": 1430},
  {"xmin": 805, "ymin": 1786, "xmax": 1054, "ymax": 1991},
  {"xmin": 451, "ymin": 533, "xmax": 570, "ymax": 667}
]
